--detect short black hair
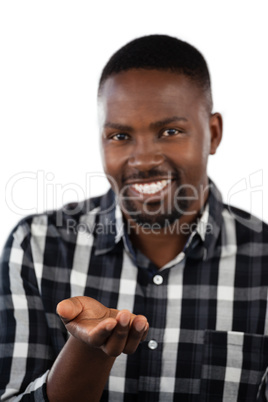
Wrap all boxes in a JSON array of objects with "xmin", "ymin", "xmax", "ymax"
[{"xmin": 98, "ymin": 34, "xmax": 213, "ymax": 111}]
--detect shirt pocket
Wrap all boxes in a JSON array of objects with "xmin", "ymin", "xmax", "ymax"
[{"xmin": 199, "ymin": 330, "xmax": 268, "ymax": 402}]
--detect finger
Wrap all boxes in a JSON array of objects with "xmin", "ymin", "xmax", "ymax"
[
  {"xmin": 57, "ymin": 297, "xmax": 83, "ymax": 322},
  {"xmin": 84, "ymin": 318, "xmax": 118, "ymax": 347},
  {"xmin": 102, "ymin": 310, "xmax": 132, "ymax": 356},
  {"xmin": 64, "ymin": 316, "xmax": 118, "ymax": 347},
  {"xmin": 123, "ymin": 315, "xmax": 148, "ymax": 354},
  {"xmin": 141, "ymin": 322, "xmax": 149, "ymax": 342}
]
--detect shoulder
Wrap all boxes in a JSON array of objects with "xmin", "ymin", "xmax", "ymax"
[
  {"xmin": 222, "ymin": 203, "xmax": 268, "ymax": 244},
  {"xmin": 5, "ymin": 191, "xmax": 114, "ymax": 250}
]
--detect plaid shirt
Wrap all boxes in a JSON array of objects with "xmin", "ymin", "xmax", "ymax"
[{"xmin": 1, "ymin": 181, "xmax": 268, "ymax": 401}]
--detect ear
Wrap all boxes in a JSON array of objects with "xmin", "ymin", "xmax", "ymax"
[{"xmin": 209, "ymin": 112, "xmax": 223, "ymax": 155}]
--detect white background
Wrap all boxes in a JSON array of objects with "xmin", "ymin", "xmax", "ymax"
[{"xmin": 1, "ymin": 0, "xmax": 267, "ymax": 249}]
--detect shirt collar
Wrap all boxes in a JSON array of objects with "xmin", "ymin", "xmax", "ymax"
[
  {"xmin": 183, "ymin": 180, "xmax": 223, "ymax": 260},
  {"xmin": 203, "ymin": 179, "xmax": 223, "ymax": 259}
]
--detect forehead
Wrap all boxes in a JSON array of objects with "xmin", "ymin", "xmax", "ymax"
[{"xmin": 98, "ymin": 69, "xmax": 207, "ymax": 121}]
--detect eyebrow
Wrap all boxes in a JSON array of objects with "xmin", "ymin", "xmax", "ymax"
[
  {"xmin": 149, "ymin": 116, "xmax": 188, "ymax": 129},
  {"xmin": 104, "ymin": 116, "xmax": 188, "ymax": 131},
  {"xmin": 104, "ymin": 122, "xmax": 133, "ymax": 131}
]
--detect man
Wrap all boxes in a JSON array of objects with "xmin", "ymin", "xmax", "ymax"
[{"xmin": 1, "ymin": 34, "xmax": 268, "ymax": 401}]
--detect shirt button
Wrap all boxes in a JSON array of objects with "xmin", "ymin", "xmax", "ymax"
[
  {"xmin": 153, "ymin": 275, "xmax": 163, "ymax": 285},
  {"xmin": 148, "ymin": 339, "xmax": 158, "ymax": 350}
]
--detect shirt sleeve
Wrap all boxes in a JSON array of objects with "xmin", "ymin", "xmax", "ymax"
[{"xmin": 0, "ymin": 221, "xmax": 59, "ymax": 401}]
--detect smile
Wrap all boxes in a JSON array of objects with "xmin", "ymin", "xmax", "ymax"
[{"xmin": 131, "ymin": 179, "xmax": 171, "ymax": 195}]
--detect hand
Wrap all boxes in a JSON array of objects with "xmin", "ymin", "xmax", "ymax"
[{"xmin": 57, "ymin": 296, "xmax": 149, "ymax": 357}]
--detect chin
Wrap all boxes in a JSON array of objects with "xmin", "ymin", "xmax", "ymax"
[{"xmin": 125, "ymin": 205, "xmax": 189, "ymax": 230}]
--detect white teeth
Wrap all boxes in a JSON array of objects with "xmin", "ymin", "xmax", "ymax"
[{"xmin": 132, "ymin": 179, "xmax": 171, "ymax": 194}]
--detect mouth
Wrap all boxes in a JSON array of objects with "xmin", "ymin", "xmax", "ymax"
[{"xmin": 130, "ymin": 179, "xmax": 172, "ymax": 195}]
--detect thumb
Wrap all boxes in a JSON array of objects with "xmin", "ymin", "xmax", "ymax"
[{"xmin": 57, "ymin": 297, "xmax": 83, "ymax": 323}]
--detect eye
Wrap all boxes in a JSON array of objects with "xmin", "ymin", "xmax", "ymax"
[
  {"xmin": 161, "ymin": 128, "xmax": 182, "ymax": 137},
  {"xmin": 111, "ymin": 133, "xmax": 130, "ymax": 141}
]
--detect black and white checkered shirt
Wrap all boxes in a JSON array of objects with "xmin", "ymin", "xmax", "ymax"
[{"xmin": 1, "ymin": 181, "xmax": 268, "ymax": 401}]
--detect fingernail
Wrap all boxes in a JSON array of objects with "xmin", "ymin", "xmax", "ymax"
[
  {"xmin": 106, "ymin": 322, "xmax": 115, "ymax": 331},
  {"xmin": 135, "ymin": 321, "xmax": 146, "ymax": 332},
  {"xmin": 119, "ymin": 312, "xmax": 129, "ymax": 327}
]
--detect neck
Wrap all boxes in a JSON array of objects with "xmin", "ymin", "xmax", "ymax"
[
  {"xmin": 125, "ymin": 185, "xmax": 209, "ymax": 269},
  {"xmin": 129, "ymin": 223, "xmax": 188, "ymax": 269},
  {"xmin": 126, "ymin": 213, "xmax": 200, "ymax": 269}
]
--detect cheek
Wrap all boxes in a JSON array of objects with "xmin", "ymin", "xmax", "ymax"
[
  {"xmin": 168, "ymin": 141, "xmax": 209, "ymax": 178},
  {"xmin": 101, "ymin": 144, "xmax": 115, "ymax": 171},
  {"xmin": 185, "ymin": 146, "xmax": 210, "ymax": 187},
  {"xmin": 101, "ymin": 147, "xmax": 126, "ymax": 190}
]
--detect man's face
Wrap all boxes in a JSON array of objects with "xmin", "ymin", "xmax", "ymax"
[{"xmin": 99, "ymin": 69, "xmax": 221, "ymax": 228}]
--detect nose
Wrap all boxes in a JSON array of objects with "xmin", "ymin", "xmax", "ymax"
[{"xmin": 128, "ymin": 141, "xmax": 165, "ymax": 171}]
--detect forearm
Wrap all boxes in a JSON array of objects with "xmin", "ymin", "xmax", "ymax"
[{"xmin": 47, "ymin": 335, "xmax": 116, "ymax": 402}]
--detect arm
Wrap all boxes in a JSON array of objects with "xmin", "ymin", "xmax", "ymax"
[
  {"xmin": 0, "ymin": 225, "xmax": 62, "ymax": 401},
  {"xmin": 47, "ymin": 297, "xmax": 148, "ymax": 402}
]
